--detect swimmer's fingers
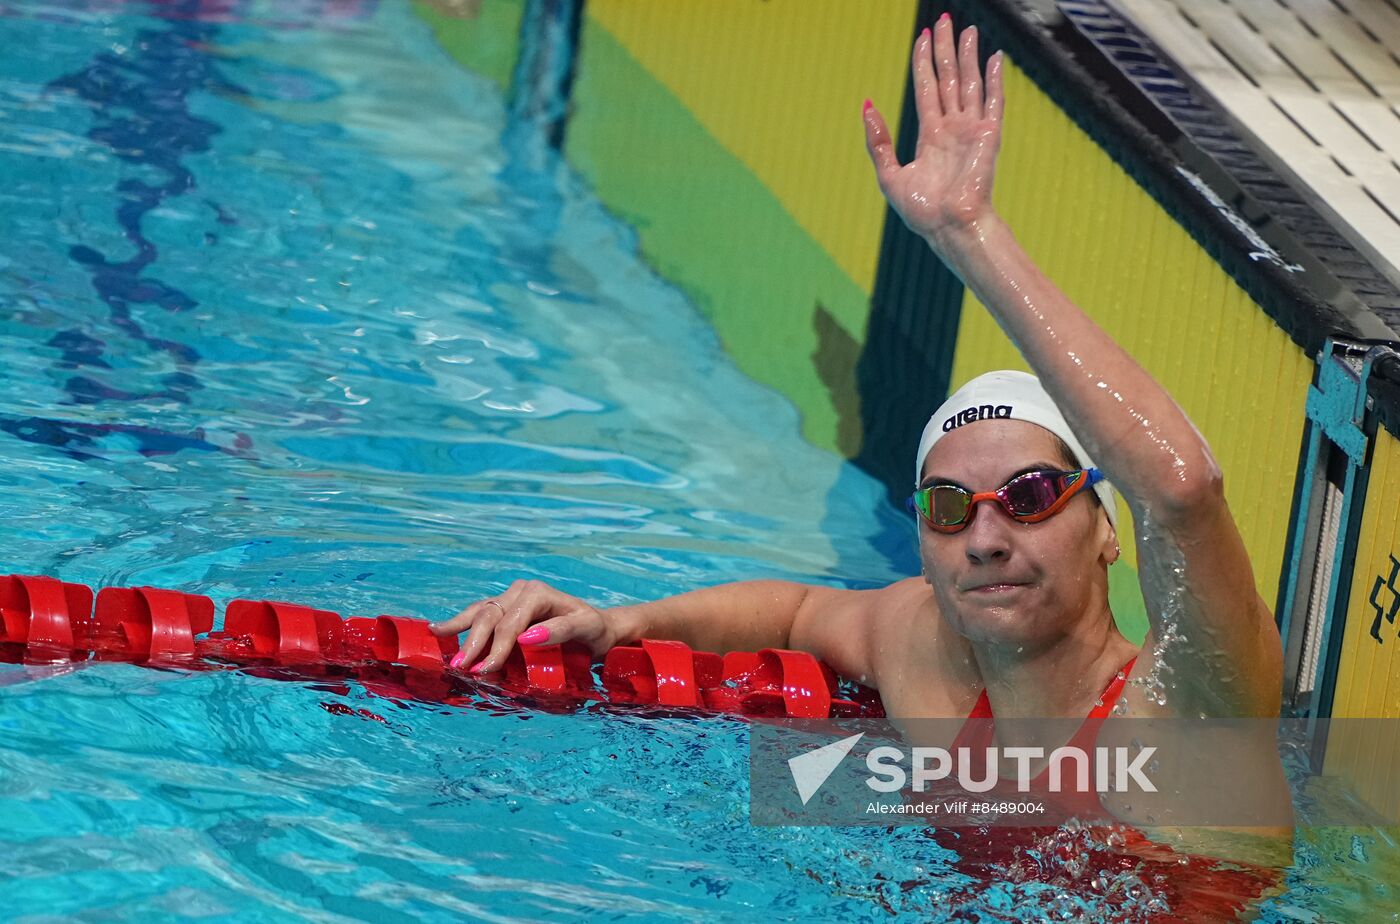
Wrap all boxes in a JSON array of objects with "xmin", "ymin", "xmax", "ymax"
[
  {"xmin": 958, "ymin": 25, "xmax": 982, "ymax": 116},
  {"xmin": 517, "ymin": 613, "xmax": 611, "ymax": 656},
  {"xmin": 441, "ymin": 585, "xmax": 525, "ymax": 671},
  {"xmin": 933, "ymin": 14, "xmax": 960, "ymax": 120},
  {"xmin": 863, "ymin": 102, "xmax": 899, "ymax": 193},
  {"xmin": 430, "ymin": 593, "xmax": 509, "ymax": 639},
  {"xmin": 985, "ymin": 51, "xmax": 1006, "ymax": 123},
  {"xmin": 468, "ymin": 580, "xmax": 600, "ymax": 674},
  {"xmin": 432, "ymin": 578, "xmax": 532, "ymax": 669},
  {"xmin": 911, "ymin": 24, "xmax": 940, "ymax": 127}
]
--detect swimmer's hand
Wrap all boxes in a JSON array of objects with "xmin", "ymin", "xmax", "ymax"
[
  {"xmin": 862, "ymin": 15, "xmax": 1004, "ymax": 245},
  {"xmin": 429, "ymin": 580, "xmax": 617, "ymax": 674}
]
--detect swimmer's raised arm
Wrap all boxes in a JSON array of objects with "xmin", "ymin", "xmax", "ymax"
[
  {"xmin": 430, "ymin": 578, "xmax": 880, "ymax": 681},
  {"xmin": 862, "ymin": 16, "xmax": 1281, "ymax": 715}
]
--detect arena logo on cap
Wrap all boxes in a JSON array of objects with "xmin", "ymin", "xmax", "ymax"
[{"xmin": 942, "ymin": 404, "xmax": 1013, "ymax": 432}]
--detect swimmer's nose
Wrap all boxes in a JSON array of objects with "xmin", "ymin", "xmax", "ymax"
[{"xmin": 962, "ymin": 503, "xmax": 1014, "ymax": 565}]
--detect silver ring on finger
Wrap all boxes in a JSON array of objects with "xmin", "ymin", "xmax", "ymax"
[{"xmin": 483, "ymin": 599, "xmax": 506, "ymax": 618}]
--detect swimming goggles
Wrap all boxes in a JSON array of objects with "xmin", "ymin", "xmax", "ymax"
[{"xmin": 907, "ymin": 468, "xmax": 1105, "ymax": 534}]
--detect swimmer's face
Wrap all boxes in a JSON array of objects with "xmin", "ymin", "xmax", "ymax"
[{"xmin": 917, "ymin": 419, "xmax": 1118, "ymax": 648}]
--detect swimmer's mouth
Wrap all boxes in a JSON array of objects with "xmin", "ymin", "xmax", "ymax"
[{"xmin": 965, "ymin": 582, "xmax": 1029, "ymax": 593}]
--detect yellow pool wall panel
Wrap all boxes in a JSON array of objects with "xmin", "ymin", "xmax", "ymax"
[
  {"xmin": 565, "ymin": 0, "xmax": 916, "ymax": 454},
  {"xmin": 1324, "ymin": 425, "xmax": 1400, "ymax": 818},
  {"xmin": 946, "ymin": 60, "xmax": 1314, "ymax": 635}
]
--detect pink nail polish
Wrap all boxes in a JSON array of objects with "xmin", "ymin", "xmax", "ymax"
[
  {"xmin": 862, "ymin": 98, "xmax": 872, "ymax": 114},
  {"xmin": 517, "ymin": 625, "xmax": 550, "ymax": 645},
  {"xmin": 449, "ymin": 651, "xmax": 466, "ymax": 669},
  {"xmin": 939, "ymin": 12, "xmax": 951, "ymax": 23},
  {"xmin": 921, "ymin": 26, "xmax": 931, "ymax": 39},
  {"xmin": 469, "ymin": 660, "xmax": 488, "ymax": 673}
]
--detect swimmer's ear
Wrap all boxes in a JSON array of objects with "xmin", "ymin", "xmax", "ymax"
[{"xmin": 1099, "ymin": 515, "xmax": 1120, "ymax": 566}]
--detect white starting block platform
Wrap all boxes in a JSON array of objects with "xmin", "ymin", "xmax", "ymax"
[{"xmin": 1110, "ymin": 0, "xmax": 1400, "ymax": 289}]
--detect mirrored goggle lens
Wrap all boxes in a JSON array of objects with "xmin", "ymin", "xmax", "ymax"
[
  {"xmin": 928, "ymin": 486, "xmax": 973, "ymax": 525},
  {"xmin": 1002, "ymin": 470, "xmax": 1079, "ymax": 516}
]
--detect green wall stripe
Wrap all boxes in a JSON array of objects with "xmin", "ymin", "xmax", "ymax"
[
  {"xmin": 565, "ymin": 17, "xmax": 870, "ymax": 454},
  {"xmin": 412, "ymin": 0, "xmax": 525, "ymax": 94}
]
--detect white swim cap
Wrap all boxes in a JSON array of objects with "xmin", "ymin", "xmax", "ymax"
[{"xmin": 914, "ymin": 370, "xmax": 1117, "ymax": 529}]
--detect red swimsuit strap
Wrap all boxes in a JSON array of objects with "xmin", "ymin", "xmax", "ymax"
[{"xmin": 1084, "ymin": 656, "xmax": 1137, "ymax": 721}]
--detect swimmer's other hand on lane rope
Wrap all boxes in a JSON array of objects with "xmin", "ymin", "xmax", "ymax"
[
  {"xmin": 429, "ymin": 577, "xmax": 823, "ymax": 675},
  {"xmin": 429, "ymin": 580, "xmax": 615, "ymax": 674}
]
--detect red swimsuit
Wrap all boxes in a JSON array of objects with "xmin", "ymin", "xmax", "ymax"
[{"xmin": 923, "ymin": 658, "xmax": 1284, "ymax": 922}]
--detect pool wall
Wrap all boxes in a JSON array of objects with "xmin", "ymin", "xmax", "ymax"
[
  {"xmin": 412, "ymin": 0, "xmax": 1400, "ymax": 781},
  {"xmin": 1325, "ymin": 411, "xmax": 1400, "ymax": 817}
]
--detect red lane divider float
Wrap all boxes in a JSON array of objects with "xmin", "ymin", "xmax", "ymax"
[
  {"xmin": 0, "ymin": 575, "xmax": 92, "ymax": 653},
  {"xmin": 0, "ymin": 574, "xmax": 884, "ymax": 719},
  {"xmin": 221, "ymin": 600, "xmax": 343, "ymax": 662}
]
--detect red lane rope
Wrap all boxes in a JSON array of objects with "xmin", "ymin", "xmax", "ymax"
[{"xmin": 0, "ymin": 574, "xmax": 884, "ymax": 719}]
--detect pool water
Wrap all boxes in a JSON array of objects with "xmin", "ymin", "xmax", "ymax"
[{"xmin": 0, "ymin": 1, "xmax": 1395, "ymax": 921}]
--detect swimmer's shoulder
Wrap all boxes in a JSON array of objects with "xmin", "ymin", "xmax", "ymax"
[
  {"xmin": 816, "ymin": 577, "xmax": 979, "ymax": 714},
  {"xmin": 789, "ymin": 577, "xmax": 975, "ymax": 701},
  {"xmin": 789, "ymin": 577, "xmax": 922, "ymax": 687}
]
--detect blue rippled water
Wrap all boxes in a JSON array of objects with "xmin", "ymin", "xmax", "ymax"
[{"xmin": 0, "ymin": 2, "xmax": 1395, "ymax": 922}]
